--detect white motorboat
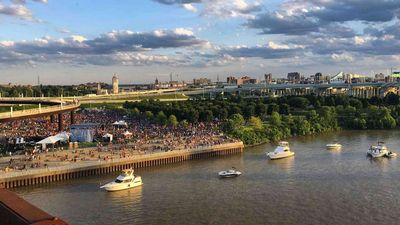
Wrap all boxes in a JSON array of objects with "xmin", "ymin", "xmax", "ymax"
[
  {"xmin": 100, "ymin": 168, "xmax": 142, "ymax": 191},
  {"xmin": 267, "ymin": 141, "xmax": 295, "ymax": 160},
  {"xmin": 367, "ymin": 142, "xmax": 388, "ymax": 158},
  {"xmin": 218, "ymin": 168, "xmax": 242, "ymax": 178},
  {"xmin": 326, "ymin": 142, "xmax": 342, "ymax": 150}
]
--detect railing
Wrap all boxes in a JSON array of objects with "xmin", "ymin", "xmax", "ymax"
[{"xmin": 0, "ymin": 102, "xmax": 80, "ymax": 119}]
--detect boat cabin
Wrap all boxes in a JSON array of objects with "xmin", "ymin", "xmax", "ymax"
[{"xmin": 278, "ymin": 141, "xmax": 289, "ymax": 147}]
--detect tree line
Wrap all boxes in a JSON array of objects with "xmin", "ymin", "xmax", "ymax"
[{"xmin": 123, "ymin": 93, "xmax": 400, "ymax": 145}]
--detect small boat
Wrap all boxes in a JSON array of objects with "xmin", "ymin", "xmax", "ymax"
[
  {"xmin": 386, "ymin": 151, "xmax": 397, "ymax": 158},
  {"xmin": 100, "ymin": 168, "xmax": 142, "ymax": 191},
  {"xmin": 218, "ymin": 168, "xmax": 242, "ymax": 178},
  {"xmin": 326, "ymin": 142, "xmax": 342, "ymax": 150},
  {"xmin": 267, "ymin": 141, "xmax": 295, "ymax": 160},
  {"xmin": 367, "ymin": 142, "xmax": 388, "ymax": 158}
]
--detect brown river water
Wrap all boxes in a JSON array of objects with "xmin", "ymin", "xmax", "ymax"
[{"xmin": 14, "ymin": 130, "xmax": 400, "ymax": 225}]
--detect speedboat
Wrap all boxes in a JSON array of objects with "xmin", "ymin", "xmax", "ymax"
[
  {"xmin": 326, "ymin": 142, "xmax": 342, "ymax": 150},
  {"xmin": 267, "ymin": 141, "xmax": 295, "ymax": 160},
  {"xmin": 218, "ymin": 168, "xmax": 242, "ymax": 178},
  {"xmin": 100, "ymin": 168, "xmax": 142, "ymax": 191},
  {"xmin": 367, "ymin": 142, "xmax": 388, "ymax": 158}
]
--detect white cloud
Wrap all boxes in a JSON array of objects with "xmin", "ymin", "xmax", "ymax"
[
  {"xmin": 268, "ymin": 41, "xmax": 290, "ymax": 49},
  {"xmin": 331, "ymin": 52, "xmax": 354, "ymax": 62},
  {"xmin": 183, "ymin": 4, "xmax": 197, "ymax": 13}
]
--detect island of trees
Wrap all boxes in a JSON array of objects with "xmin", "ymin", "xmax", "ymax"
[{"xmin": 123, "ymin": 93, "xmax": 400, "ymax": 145}]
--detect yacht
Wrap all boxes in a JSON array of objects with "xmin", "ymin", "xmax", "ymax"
[
  {"xmin": 218, "ymin": 168, "xmax": 242, "ymax": 178},
  {"xmin": 326, "ymin": 142, "xmax": 342, "ymax": 150},
  {"xmin": 100, "ymin": 168, "xmax": 142, "ymax": 191},
  {"xmin": 367, "ymin": 142, "xmax": 388, "ymax": 158},
  {"xmin": 267, "ymin": 141, "xmax": 295, "ymax": 160}
]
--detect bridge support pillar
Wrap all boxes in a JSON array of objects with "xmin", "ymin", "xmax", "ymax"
[
  {"xmin": 70, "ymin": 111, "xmax": 75, "ymax": 125},
  {"xmin": 58, "ymin": 113, "xmax": 63, "ymax": 131}
]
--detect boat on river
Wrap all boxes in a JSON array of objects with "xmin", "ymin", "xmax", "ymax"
[
  {"xmin": 267, "ymin": 141, "xmax": 295, "ymax": 160},
  {"xmin": 100, "ymin": 168, "xmax": 142, "ymax": 191},
  {"xmin": 218, "ymin": 168, "xmax": 242, "ymax": 178},
  {"xmin": 326, "ymin": 142, "xmax": 342, "ymax": 150},
  {"xmin": 367, "ymin": 142, "xmax": 388, "ymax": 158}
]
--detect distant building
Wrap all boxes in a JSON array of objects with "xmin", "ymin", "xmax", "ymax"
[
  {"xmin": 287, "ymin": 72, "xmax": 300, "ymax": 82},
  {"xmin": 227, "ymin": 76, "xmax": 258, "ymax": 85},
  {"xmin": 314, "ymin": 72, "xmax": 322, "ymax": 83},
  {"xmin": 193, "ymin": 78, "xmax": 212, "ymax": 86},
  {"xmin": 112, "ymin": 74, "xmax": 119, "ymax": 94},
  {"xmin": 265, "ymin": 73, "xmax": 272, "ymax": 84},
  {"xmin": 227, "ymin": 76, "xmax": 237, "ymax": 84}
]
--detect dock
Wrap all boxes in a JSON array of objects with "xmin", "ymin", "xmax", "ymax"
[{"xmin": 0, "ymin": 142, "xmax": 244, "ymax": 189}]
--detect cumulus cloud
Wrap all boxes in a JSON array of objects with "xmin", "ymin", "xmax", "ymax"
[
  {"xmin": 220, "ymin": 44, "xmax": 303, "ymax": 59},
  {"xmin": 153, "ymin": 0, "xmax": 261, "ymax": 18},
  {"xmin": 0, "ymin": 28, "xmax": 211, "ymax": 67},
  {"xmin": 0, "ymin": 0, "xmax": 47, "ymax": 21},
  {"xmin": 247, "ymin": 0, "xmax": 400, "ymax": 35}
]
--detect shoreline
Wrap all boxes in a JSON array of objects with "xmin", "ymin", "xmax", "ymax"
[{"xmin": 0, "ymin": 141, "xmax": 244, "ymax": 189}]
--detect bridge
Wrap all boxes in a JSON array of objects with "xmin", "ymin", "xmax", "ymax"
[
  {"xmin": 183, "ymin": 82, "xmax": 400, "ymax": 98},
  {"xmin": 0, "ymin": 98, "xmax": 80, "ymax": 131}
]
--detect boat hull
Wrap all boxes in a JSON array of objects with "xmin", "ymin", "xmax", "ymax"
[
  {"xmin": 101, "ymin": 177, "xmax": 143, "ymax": 192},
  {"xmin": 367, "ymin": 152, "xmax": 386, "ymax": 158},
  {"xmin": 267, "ymin": 152, "xmax": 295, "ymax": 160},
  {"xmin": 219, "ymin": 174, "xmax": 241, "ymax": 178},
  {"xmin": 326, "ymin": 144, "xmax": 342, "ymax": 150}
]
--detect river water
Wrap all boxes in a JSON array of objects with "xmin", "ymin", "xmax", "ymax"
[{"xmin": 14, "ymin": 130, "xmax": 400, "ymax": 225}]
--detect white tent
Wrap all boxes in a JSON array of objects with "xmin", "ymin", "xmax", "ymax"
[
  {"xmin": 54, "ymin": 132, "xmax": 70, "ymax": 142},
  {"xmin": 37, "ymin": 136, "xmax": 63, "ymax": 145},
  {"xmin": 113, "ymin": 120, "xmax": 128, "ymax": 127},
  {"xmin": 102, "ymin": 133, "xmax": 113, "ymax": 142}
]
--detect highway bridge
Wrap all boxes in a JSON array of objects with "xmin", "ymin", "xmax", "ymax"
[
  {"xmin": 182, "ymin": 82, "xmax": 400, "ymax": 98},
  {"xmin": 0, "ymin": 98, "xmax": 80, "ymax": 131}
]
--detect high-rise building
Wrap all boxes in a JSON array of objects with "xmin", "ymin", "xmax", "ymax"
[
  {"xmin": 265, "ymin": 73, "xmax": 272, "ymax": 84},
  {"xmin": 287, "ymin": 72, "xmax": 300, "ymax": 82},
  {"xmin": 112, "ymin": 74, "xmax": 119, "ymax": 94}
]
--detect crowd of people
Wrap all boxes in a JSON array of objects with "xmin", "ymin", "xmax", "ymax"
[{"xmin": 0, "ymin": 108, "xmax": 238, "ymax": 172}]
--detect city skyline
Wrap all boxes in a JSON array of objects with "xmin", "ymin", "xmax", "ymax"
[{"xmin": 1, "ymin": 0, "xmax": 400, "ymax": 85}]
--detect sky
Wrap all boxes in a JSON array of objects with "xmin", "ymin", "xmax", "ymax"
[{"xmin": 1, "ymin": 0, "xmax": 400, "ymax": 85}]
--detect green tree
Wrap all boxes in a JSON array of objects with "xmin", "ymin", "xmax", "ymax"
[
  {"xmin": 248, "ymin": 116, "xmax": 263, "ymax": 130},
  {"xmin": 131, "ymin": 107, "xmax": 140, "ymax": 117},
  {"xmin": 167, "ymin": 115, "xmax": 178, "ymax": 126},
  {"xmin": 288, "ymin": 97, "xmax": 310, "ymax": 108},
  {"xmin": 156, "ymin": 111, "xmax": 168, "ymax": 125},
  {"xmin": 384, "ymin": 93, "xmax": 400, "ymax": 105},
  {"xmin": 145, "ymin": 111, "xmax": 154, "ymax": 120},
  {"xmin": 270, "ymin": 112, "xmax": 281, "ymax": 126}
]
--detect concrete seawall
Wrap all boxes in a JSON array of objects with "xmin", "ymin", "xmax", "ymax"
[{"xmin": 0, "ymin": 142, "xmax": 244, "ymax": 189}]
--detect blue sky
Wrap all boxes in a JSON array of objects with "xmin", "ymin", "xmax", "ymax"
[{"xmin": 1, "ymin": 0, "xmax": 400, "ymax": 84}]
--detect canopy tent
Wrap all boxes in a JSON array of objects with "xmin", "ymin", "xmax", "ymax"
[
  {"xmin": 37, "ymin": 136, "xmax": 63, "ymax": 145},
  {"xmin": 102, "ymin": 133, "xmax": 113, "ymax": 142},
  {"xmin": 113, "ymin": 120, "xmax": 128, "ymax": 127},
  {"xmin": 54, "ymin": 132, "xmax": 70, "ymax": 142}
]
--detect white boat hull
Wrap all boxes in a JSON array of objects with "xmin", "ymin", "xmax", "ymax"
[
  {"xmin": 326, "ymin": 144, "xmax": 342, "ymax": 150},
  {"xmin": 267, "ymin": 151, "xmax": 295, "ymax": 160},
  {"xmin": 218, "ymin": 171, "xmax": 241, "ymax": 178},
  {"xmin": 101, "ymin": 177, "xmax": 143, "ymax": 192},
  {"xmin": 367, "ymin": 151, "xmax": 386, "ymax": 158}
]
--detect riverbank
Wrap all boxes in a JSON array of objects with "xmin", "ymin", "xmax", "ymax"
[{"xmin": 0, "ymin": 141, "xmax": 244, "ymax": 188}]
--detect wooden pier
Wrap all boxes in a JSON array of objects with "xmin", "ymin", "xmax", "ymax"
[{"xmin": 0, "ymin": 142, "xmax": 244, "ymax": 189}]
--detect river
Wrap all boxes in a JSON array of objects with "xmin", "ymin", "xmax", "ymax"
[{"xmin": 14, "ymin": 130, "xmax": 400, "ymax": 225}]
